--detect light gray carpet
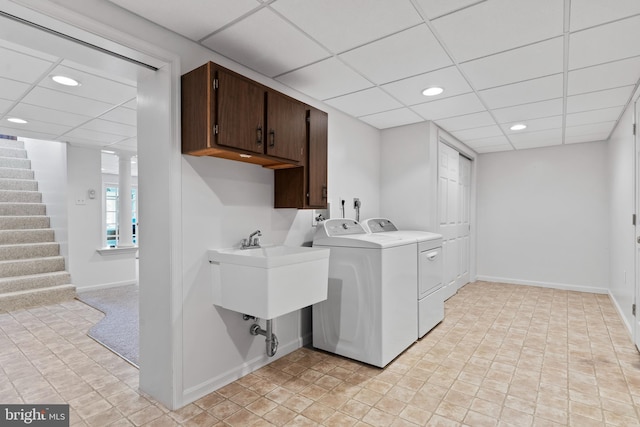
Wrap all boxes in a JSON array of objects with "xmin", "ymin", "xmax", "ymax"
[{"xmin": 77, "ymin": 285, "xmax": 139, "ymax": 367}]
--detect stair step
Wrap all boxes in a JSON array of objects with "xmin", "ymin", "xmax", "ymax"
[
  {"xmin": 0, "ymin": 284, "xmax": 76, "ymax": 312},
  {"xmin": 0, "ymin": 242, "xmax": 60, "ymax": 261},
  {"xmin": 0, "ymin": 140, "xmax": 25, "ymax": 150},
  {"xmin": 0, "ymin": 167, "xmax": 34, "ymax": 180},
  {"xmin": 0, "ymin": 178, "xmax": 38, "ymax": 191},
  {"xmin": 0, "ymin": 229, "xmax": 55, "ymax": 244},
  {"xmin": 0, "ymin": 216, "xmax": 50, "ymax": 230},
  {"xmin": 0, "ymin": 147, "xmax": 27, "ymax": 159},
  {"xmin": 0, "ymin": 256, "xmax": 65, "ymax": 278},
  {"xmin": 0, "ymin": 157, "xmax": 30, "ymax": 169},
  {"xmin": 0, "ymin": 271, "xmax": 71, "ymax": 293},
  {"xmin": 0, "ymin": 203, "xmax": 46, "ymax": 216},
  {"xmin": 0, "ymin": 190, "xmax": 41, "ymax": 203}
]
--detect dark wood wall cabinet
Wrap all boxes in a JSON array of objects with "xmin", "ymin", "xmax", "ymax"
[{"xmin": 181, "ymin": 61, "xmax": 327, "ymax": 209}]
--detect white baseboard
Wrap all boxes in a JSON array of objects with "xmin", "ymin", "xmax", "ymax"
[
  {"xmin": 182, "ymin": 333, "xmax": 312, "ymax": 405},
  {"xmin": 475, "ymin": 275, "xmax": 608, "ymax": 294},
  {"xmin": 75, "ymin": 280, "xmax": 138, "ymax": 292},
  {"xmin": 608, "ymin": 291, "xmax": 633, "ymax": 340}
]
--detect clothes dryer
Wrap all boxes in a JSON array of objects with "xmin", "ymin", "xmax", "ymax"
[
  {"xmin": 312, "ymin": 219, "xmax": 417, "ymax": 367},
  {"xmin": 362, "ymin": 218, "xmax": 444, "ymax": 338}
]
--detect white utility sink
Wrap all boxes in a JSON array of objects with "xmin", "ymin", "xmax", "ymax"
[{"xmin": 208, "ymin": 245, "xmax": 330, "ymax": 319}]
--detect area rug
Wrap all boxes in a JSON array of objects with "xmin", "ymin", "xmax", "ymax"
[{"xmin": 77, "ymin": 285, "xmax": 139, "ymax": 367}]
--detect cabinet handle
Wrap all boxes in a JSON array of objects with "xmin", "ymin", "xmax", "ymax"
[
  {"xmin": 269, "ymin": 130, "xmax": 275, "ymax": 147},
  {"xmin": 322, "ymin": 185, "xmax": 327, "ymax": 200},
  {"xmin": 257, "ymin": 126, "xmax": 263, "ymax": 145}
]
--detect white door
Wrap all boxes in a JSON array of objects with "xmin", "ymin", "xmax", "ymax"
[
  {"xmin": 439, "ymin": 142, "xmax": 471, "ymax": 299},
  {"xmin": 458, "ymin": 155, "xmax": 471, "ymax": 289}
]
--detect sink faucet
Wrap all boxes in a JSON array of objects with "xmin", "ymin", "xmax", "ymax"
[{"xmin": 241, "ymin": 229, "xmax": 262, "ymax": 249}]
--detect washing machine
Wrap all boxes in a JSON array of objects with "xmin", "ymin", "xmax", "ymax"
[
  {"xmin": 362, "ymin": 218, "xmax": 444, "ymax": 338},
  {"xmin": 312, "ymin": 219, "xmax": 417, "ymax": 367}
]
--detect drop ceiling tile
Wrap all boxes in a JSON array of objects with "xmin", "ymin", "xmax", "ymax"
[
  {"xmin": 491, "ymin": 99, "xmax": 563, "ymax": 123},
  {"xmin": 509, "ymin": 128, "xmax": 563, "ymax": 148},
  {"xmin": 474, "ymin": 144, "xmax": 514, "ymax": 153},
  {"xmin": 570, "ymin": 0, "xmax": 640, "ymax": 31},
  {"xmin": 63, "ymin": 136, "xmax": 109, "ymax": 148},
  {"xmin": 0, "ymin": 78, "xmax": 31, "ymax": 101},
  {"xmin": 412, "ymin": 92, "xmax": 485, "ymax": 120},
  {"xmin": 464, "ymin": 135, "xmax": 511, "ymax": 148},
  {"xmin": 122, "ymin": 99, "xmax": 136, "ymax": 110},
  {"xmin": 479, "ymin": 74, "xmax": 563, "ymax": 109},
  {"xmin": 100, "ymin": 106, "xmax": 137, "ymax": 126},
  {"xmin": 61, "ymin": 59, "xmax": 137, "ymax": 87},
  {"xmin": 64, "ymin": 127, "xmax": 125, "ymax": 144},
  {"xmin": 451, "ymin": 125, "xmax": 503, "ymax": 141},
  {"xmin": 381, "ymin": 66, "xmax": 471, "ymax": 106},
  {"xmin": 565, "ymin": 122, "xmax": 616, "ymax": 138},
  {"xmin": 501, "ymin": 116, "xmax": 563, "ymax": 134},
  {"xmin": 8, "ymin": 103, "xmax": 90, "ymax": 127},
  {"xmin": 107, "ymin": 137, "xmax": 137, "ymax": 152},
  {"xmin": 0, "ymin": 47, "xmax": 54, "ymax": 83},
  {"xmin": 565, "ymin": 107, "xmax": 623, "ymax": 127},
  {"xmin": 565, "ymin": 133, "xmax": 609, "ymax": 144},
  {"xmin": 271, "ymin": 0, "xmax": 423, "ymax": 53},
  {"xmin": 339, "ymin": 24, "xmax": 452, "ymax": 84},
  {"xmin": 414, "ymin": 0, "xmax": 486, "ymax": 19},
  {"xmin": 460, "ymin": 37, "xmax": 563, "ymax": 90},
  {"xmin": 566, "ymin": 86, "xmax": 634, "ymax": 114},
  {"xmin": 22, "ymin": 87, "xmax": 114, "ymax": 117},
  {"xmin": 0, "ymin": 39, "xmax": 59, "ymax": 62},
  {"xmin": 108, "ymin": 0, "xmax": 262, "ymax": 40},
  {"xmin": 431, "ymin": 0, "xmax": 563, "ymax": 62},
  {"xmin": 568, "ymin": 56, "xmax": 640, "ymax": 96},
  {"xmin": 1, "ymin": 117, "xmax": 70, "ymax": 136},
  {"xmin": 569, "ymin": 15, "xmax": 640, "ymax": 70},
  {"xmin": 358, "ymin": 108, "xmax": 424, "ymax": 129},
  {"xmin": 40, "ymin": 65, "xmax": 136, "ymax": 105},
  {"xmin": 435, "ymin": 111, "xmax": 496, "ymax": 132},
  {"xmin": 202, "ymin": 8, "xmax": 330, "ymax": 78},
  {"xmin": 0, "ymin": 126, "xmax": 58, "ymax": 141},
  {"xmin": 79, "ymin": 119, "xmax": 136, "ymax": 137},
  {"xmin": 277, "ymin": 57, "xmax": 373, "ymax": 100},
  {"xmin": 325, "ymin": 88, "xmax": 403, "ymax": 118},
  {"xmin": 0, "ymin": 98, "xmax": 13, "ymax": 115}
]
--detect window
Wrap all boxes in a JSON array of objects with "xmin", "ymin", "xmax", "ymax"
[{"xmin": 104, "ymin": 185, "xmax": 138, "ymax": 247}]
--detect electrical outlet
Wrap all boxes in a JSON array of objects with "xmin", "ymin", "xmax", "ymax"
[{"xmin": 75, "ymin": 198, "xmax": 86, "ymax": 205}]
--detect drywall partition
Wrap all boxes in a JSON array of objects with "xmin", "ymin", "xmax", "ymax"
[
  {"xmin": 477, "ymin": 141, "xmax": 609, "ymax": 293},
  {"xmin": 22, "ymin": 138, "xmax": 68, "ymax": 260},
  {"xmin": 66, "ymin": 145, "xmax": 137, "ymax": 290},
  {"xmin": 608, "ymin": 99, "xmax": 636, "ymax": 333}
]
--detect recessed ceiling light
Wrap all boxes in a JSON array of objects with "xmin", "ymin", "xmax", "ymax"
[
  {"xmin": 51, "ymin": 75, "xmax": 80, "ymax": 87},
  {"xmin": 7, "ymin": 117, "xmax": 28, "ymax": 124},
  {"xmin": 422, "ymin": 87, "xmax": 444, "ymax": 97},
  {"xmin": 510, "ymin": 123, "xmax": 527, "ymax": 131}
]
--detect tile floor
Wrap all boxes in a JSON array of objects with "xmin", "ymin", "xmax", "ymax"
[{"xmin": 2, "ymin": 281, "xmax": 640, "ymax": 426}]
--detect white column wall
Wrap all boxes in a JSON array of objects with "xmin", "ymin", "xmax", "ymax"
[
  {"xmin": 117, "ymin": 152, "xmax": 134, "ymax": 247},
  {"xmin": 476, "ymin": 141, "xmax": 609, "ymax": 293}
]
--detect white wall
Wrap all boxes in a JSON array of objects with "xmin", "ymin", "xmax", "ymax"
[
  {"xmin": 477, "ymin": 141, "xmax": 609, "ymax": 293},
  {"xmin": 23, "ymin": 138, "xmax": 68, "ymax": 260},
  {"xmin": 67, "ymin": 146, "xmax": 136, "ymax": 290},
  {"xmin": 608, "ymin": 100, "xmax": 636, "ymax": 332},
  {"xmin": 27, "ymin": 0, "xmax": 382, "ymax": 408}
]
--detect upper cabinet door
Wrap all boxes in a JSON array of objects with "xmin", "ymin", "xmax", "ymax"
[
  {"xmin": 307, "ymin": 107, "xmax": 328, "ymax": 208},
  {"xmin": 266, "ymin": 90, "xmax": 305, "ymax": 163},
  {"xmin": 216, "ymin": 68, "xmax": 265, "ymax": 154}
]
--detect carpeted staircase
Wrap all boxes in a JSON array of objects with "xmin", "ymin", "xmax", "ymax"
[{"xmin": 0, "ymin": 139, "xmax": 75, "ymax": 311}]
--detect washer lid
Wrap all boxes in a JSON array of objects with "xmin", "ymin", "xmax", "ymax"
[{"xmin": 313, "ymin": 219, "xmax": 412, "ymax": 248}]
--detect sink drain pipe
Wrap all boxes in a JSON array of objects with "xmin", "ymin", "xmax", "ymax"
[{"xmin": 250, "ymin": 320, "xmax": 279, "ymax": 357}]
